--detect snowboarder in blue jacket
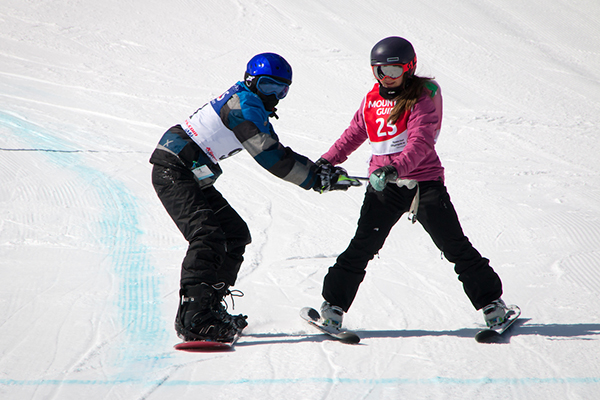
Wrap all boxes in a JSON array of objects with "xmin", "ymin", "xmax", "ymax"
[{"xmin": 150, "ymin": 53, "xmax": 352, "ymax": 342}]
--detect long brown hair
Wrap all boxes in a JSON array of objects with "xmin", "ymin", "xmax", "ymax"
[{"xmin": 387, "ymin": 76, "xmax": 433, "ymax": 125}]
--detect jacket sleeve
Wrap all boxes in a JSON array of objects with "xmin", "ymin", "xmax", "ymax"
[
  {"xmin": 221, "ymin": 91, "xmax": 318, "ymax": 190},
  {"xmin": 320, "ymin": 98, "xmax": 368, "ymax": 165}
]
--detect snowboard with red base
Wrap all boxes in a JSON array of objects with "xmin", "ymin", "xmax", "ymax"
[
  {"xmin": 174, "ymin": 333, "xmax": 241, "ymax": 352},
  {"xmin": 475, "ymin": 304, "xmax": 521, "ymax": 343}
]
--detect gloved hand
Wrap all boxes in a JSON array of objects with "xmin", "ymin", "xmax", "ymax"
[
  {"xmin": 369, "ymin": 165, "xmax": 398, "ymax": 191},
  {"xmin": 314, "ymin": 158, "xmax": 359, "ymax": 193},
  {"xmin": 315, "ymin": 157, "xmax": 330, "ymax": 168}
]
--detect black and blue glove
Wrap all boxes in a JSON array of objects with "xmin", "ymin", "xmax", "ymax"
[{"xmin": 314, "ymin": 158, "xmax": 360, "ymax": 193}]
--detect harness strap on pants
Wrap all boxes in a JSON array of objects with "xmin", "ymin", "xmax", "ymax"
[{"xmin": 396, "ymin": 179, "xmax": 419, "ymax": 224}]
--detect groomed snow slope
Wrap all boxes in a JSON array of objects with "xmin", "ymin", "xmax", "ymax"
[{"xmin": 1, "ymin": 0, "xmax": 600, "ymax": 399}]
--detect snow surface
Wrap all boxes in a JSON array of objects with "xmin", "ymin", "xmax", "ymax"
[{"xmin": 1, "ymin": 0, "xmax": 600, "ymax": 399}]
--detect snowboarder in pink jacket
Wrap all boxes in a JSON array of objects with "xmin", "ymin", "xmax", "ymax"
[{"xmin": 316, "ymin": 36, "xmax": 509, "ymax": 331}]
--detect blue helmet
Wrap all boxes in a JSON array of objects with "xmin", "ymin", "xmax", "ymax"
[{"xmin": 245, "ymin": 53, "xmax": 292, "ymax": 85}]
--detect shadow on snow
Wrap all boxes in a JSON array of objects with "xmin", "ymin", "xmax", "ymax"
[{"xmin": 236, "ymin": 320, "xmax": 600, "ymax": 346}]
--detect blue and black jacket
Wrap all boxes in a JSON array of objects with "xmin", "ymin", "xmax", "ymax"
[{"xmin": 150, "ymin": 81, "xmax": 318, "ymax": 190}]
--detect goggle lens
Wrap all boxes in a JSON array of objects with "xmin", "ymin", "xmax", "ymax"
[
  {"xmin": 256, "ymin": 76, "xmax": 290, "ymax": 99},
  {"xmin": 372, "ymin": 64, "xmax": 408, "ymax": 80}
]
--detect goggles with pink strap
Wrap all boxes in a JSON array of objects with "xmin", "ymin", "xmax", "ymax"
[{"xmin": 372, "ymin": 64, "xmax": 411, "ymax": 80}]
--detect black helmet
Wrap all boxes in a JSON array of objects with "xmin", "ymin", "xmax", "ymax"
[{"xmin": 370, "ymin": 37, "xmax": 417, "ymax": 77}]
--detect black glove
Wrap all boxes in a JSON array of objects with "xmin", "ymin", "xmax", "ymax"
[
  {"xmin": 369, "ymin": 165, "xmax": 398, "ymax": 191},
  {"xmin": 313, "ymin": 158, "xmax": 357, "ymax": 193},
  {"xmin": 315, "ymin": 157, "xmax": 330, "ymax": 167}
]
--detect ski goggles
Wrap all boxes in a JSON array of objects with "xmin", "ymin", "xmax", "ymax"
[
  {"xmin": 256, "ymin": 76, "xmax": 290, "ymax": 99},
  {"xmin": 372, "ymin": 64, "xmax": 411, "ymax": 80}
]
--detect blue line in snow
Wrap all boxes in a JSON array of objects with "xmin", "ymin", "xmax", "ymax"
[
  {"xmin": 1, "ymin": 376, "xmax": 599, "ymax": 387},
  {"xmin": 0, "ymin": 112, "xmax": 169, "ymax": 371}
]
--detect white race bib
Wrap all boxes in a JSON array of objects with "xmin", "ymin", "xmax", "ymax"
[{"xmin": 182, "ymin": 104, "xmax": 243, "ymax": 164}]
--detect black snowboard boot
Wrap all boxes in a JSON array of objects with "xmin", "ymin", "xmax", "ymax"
[
  {"xmin": 175, "ymin": 282, "xmax": 247, "ymax": 342},
  {"xmin": 211, "ymin": 283, "xmax": 249, "ymax": 334}
]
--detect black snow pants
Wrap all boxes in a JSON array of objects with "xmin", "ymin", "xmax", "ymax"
[
  {"xmin": 322, "ymin": 180, "xmax": 502, "ymax": 311},
  {"xmin": 151, "ymin": 163, "xmax": 251, "ymax": 288}
]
